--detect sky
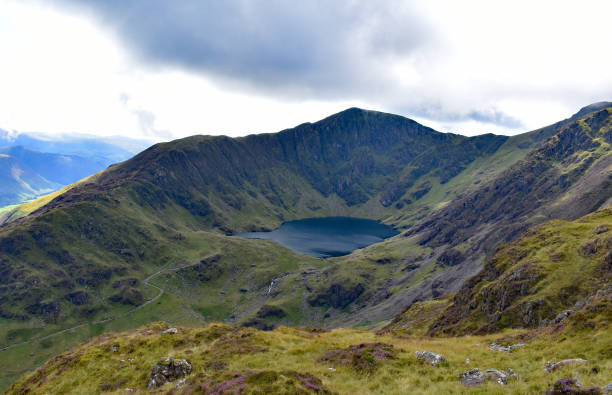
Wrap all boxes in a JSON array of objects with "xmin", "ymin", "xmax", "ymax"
[{"xmin": 1, "ymin": 0, "xmax": 611, "ymax": 141}]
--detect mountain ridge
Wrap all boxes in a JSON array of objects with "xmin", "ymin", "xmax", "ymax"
[{"xmin": 0, "ymin": 103, "xmax": 611, "ymax": 391}]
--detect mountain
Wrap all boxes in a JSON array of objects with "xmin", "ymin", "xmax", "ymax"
[
  {"xmin": 0, "ymin": 146, "xmax": 113, "ymax": 207},
  {"xmin": 0, "ymin": 104, "xmax": 611, "ymax": 391},
  {"xmin": 381, "ymin": 207, "xmax": 612, "ymax": 337},
  {"xmin": 0, "ymin": 131, "xmax": 152, "ymax": 207},
  {"xmin": 0, "ymin": 130, "xmax": 150, "ymax": 164}
]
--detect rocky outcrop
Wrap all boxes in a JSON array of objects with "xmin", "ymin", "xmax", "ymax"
[
  {"xmin": 147, "ymin": 357, "xmax": 192, "ymax": 389},
  {"xmin": 489, "ymin": 342, "xmax": 525, "ymax": 352},
  {"xmin": 544, "ymin": 359, "xmax": 587, "ymax": 372},
  {"xmin": 458, "ymin": 369, "xmax": 484, "ymax": 387},
  {"xmin": 458, "ymin": 367, "xmax": 517, "ymax": 387},
  {"xmin": 414, "ymin": 351, "xmax": 446, "ymax": 366}
]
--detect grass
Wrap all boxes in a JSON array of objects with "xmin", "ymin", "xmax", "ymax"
[{"xmin": 6, "ymin": 321, "xmax": 611, "ymax": 394}]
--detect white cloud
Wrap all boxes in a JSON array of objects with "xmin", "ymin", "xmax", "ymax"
[{"xmin": 0, "ymin": 0, "xmax": 611, "ymax": 140}]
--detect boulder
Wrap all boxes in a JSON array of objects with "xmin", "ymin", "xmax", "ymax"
[
  {"xmin": 545, "ymin": 359, "xmax": 587, "ymax": 372},
  {"xmin": 147, "ymin": 357, "xmax": 192, "ymax": 389},
  {"xmin": 459, "ymin": 369, "xmax": 484, "ymax": 387},
  {"xmin": 490, "ymin": 342, "xmax": 525, "ymax": 352},
  {"xmin": 602, "ymin": 382, "xmax": 612, "ymax": 393},
  {"xmin": 162, "ymin": 327, "xmax": 178, "ymax": 335},
  {"xmin": 484, "ymin": 369, "xmax": 508, "ymax": 385},
  {"xmin": 552, "ymin": 310, "xmax": 572, "ymax": 324},
  {"xmin": 505, "ymin": 368, "xmax": 518, "ymax": 380},
  {"xmin": 414, "ymin": 351, "xmax": 446, "ymax": 366}
]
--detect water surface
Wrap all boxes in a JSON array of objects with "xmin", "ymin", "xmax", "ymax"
[{"xmin": 236, "ymin": 217, "xmax": 398, "ymax": 258}]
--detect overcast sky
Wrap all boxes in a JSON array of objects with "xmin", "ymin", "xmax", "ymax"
[{"xmin": 1, "ymin": 0, "xmax": 611, "ymax": 141}]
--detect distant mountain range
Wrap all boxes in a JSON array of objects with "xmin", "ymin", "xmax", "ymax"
[{"xmin": 0, "ymin": 130, "xmax": 152, "ymax": 207}]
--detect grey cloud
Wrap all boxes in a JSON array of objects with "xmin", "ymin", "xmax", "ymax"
[
  {"xmin": 49, "ymin": 0, "xmax": 434, "ymax": 98},
  {"xmin": 45, "ymin": 0, "xmax": 534, "ymax": 131},
  {"xmin": 394, "ymin": 103, "xmax": 524, "ymax": 130}
]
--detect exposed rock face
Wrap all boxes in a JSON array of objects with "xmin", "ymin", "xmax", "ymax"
[
  {"xmin": 147, "ymin": 357, "xmax": 192, "ymax": 389},
  {"xmin": 459, "ymin": 369, "xmax": 484, "ymax": 387},
  {"xmin": 414, "ymin": 351, "xmax": 446, "ymax": 366},
  {"xmin": 544, "ymin": 359, "xmax": 587, "ymax": 372}
]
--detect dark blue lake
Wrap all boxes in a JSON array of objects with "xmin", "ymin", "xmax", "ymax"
[{"xmin": 236, "ymin": 217, "xmax": 398, "ymax": 258}]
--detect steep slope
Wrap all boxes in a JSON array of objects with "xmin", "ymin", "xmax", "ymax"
[
  {"xmin": 382, "ymin": 207, "xmax": 611, "ymax": 337},
  {"xmin": 398, "ymin": 106, "xmax": 612, "ymax": 298}
]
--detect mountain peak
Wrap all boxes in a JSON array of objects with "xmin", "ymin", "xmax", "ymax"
[{"xmin": 571, "ymin": 101, "xmax": 612, "ymax": 119}]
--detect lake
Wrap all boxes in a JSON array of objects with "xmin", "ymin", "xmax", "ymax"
[{"xmin": 235, "ymin": 217, "xmax": 398, "ymax": 258}]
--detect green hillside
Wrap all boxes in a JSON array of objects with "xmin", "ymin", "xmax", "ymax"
[{"xmin": 1, "ymin": 105, "xmax": 612, "ymax": 392}]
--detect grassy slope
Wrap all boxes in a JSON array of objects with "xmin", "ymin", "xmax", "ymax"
[
  {"xmin": 428, "ymin": 207, "xmax": 612, "ymax": 336},
  {"xmin": 1, "ymin": 106, "xmax": 611, "ymax": 391},
  {"xmin": 6, "ymin": 320, "xmax": 610, "ymax": 394},
  {"xmin": 381, "ymin": 207, "xmax": 612, "ymax": 340}
]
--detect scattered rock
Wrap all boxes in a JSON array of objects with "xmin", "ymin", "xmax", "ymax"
[
  {"xmin": 490, "ymin": 342, "xmax": 525, "ymax": 352},
  {"xmin": 505, "ymin": 368, "xmax": 518, "ymax": 380},
  {"xmin": 162, "ymin": 327, "xmax": 179, "ymax": 335},
  {"xmin": 484, "ymin": 369, "xmax": 508, "ymax": 385},
  {"xmin": 147, "ymin": 357, "xmax": 192, "ymax": 389},
  {"xmin": 552, "ymin": 309, "xmax": 573, "ymax": 324},
  {"xmin": 459, "ymin": 368, "xmax": 484, "ymax": 387},
  {"xmin": 414, "ymin": 351, "xmax": 446, "ymax": 366},
  {"xmin": 546, "ymin": 377, "xmax": 602, "ymax": 394},
  {"xmin": 545, "ymin": 359, "xmax": 588, "ymax": 372}
]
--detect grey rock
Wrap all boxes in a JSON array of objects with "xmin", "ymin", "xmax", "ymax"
[
  {"xmin": 161, "ymin": 327, "xmax": 178, "ymax": 335},
  {"xmin": 147, "ymin": 357, "xmax": 192, "ymax": 389},
  {"xmin": 490, "ymin": 342, "xmax": 525, "ymax": 352},
  {"xmin": 459, "ymin": 368, "xmax": 484, "ymax": 387},
  {"xmin": 544, "ymin": 359, "xmax": 587, "ymax": 372},
  {"xmin": 414, "ymin": 350, "xmax": 446, "ymax": 366},
  {"xmin": 553, "ymin": 310, "xmax": 573, "ymax": 324},
  {"xmin": 505, "ymin": 368, "xmax": 518, "ymax": 380},
  {"xmin": 602, "ymin": 382, "xmax": 612, "ymax": 393},
  {"xmin": 484, "ymin": 369, "xmax": 508, "ymax": 385}
]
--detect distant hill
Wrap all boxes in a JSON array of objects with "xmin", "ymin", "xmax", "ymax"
[{"xmin": 0, "ymin": 131, "xmax": 152, "ymax": 206}]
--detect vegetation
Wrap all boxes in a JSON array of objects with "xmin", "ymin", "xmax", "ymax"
[
  {"xmin": 1, "ymin": 105, "xmax": 612, "ymax": 392},
  {"xmin": 6, "ymin": 319, "xmax": 610, "ymax": 394}
]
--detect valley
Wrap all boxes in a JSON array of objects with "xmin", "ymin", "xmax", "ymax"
[{"xmin": 0, "ymin": 104, "xmax": 611, "ymax": 393}]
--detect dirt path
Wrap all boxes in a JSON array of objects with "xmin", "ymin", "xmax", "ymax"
[{"xmin": 0, "ymin": 256, "xmax": 215, "ymax": 353}]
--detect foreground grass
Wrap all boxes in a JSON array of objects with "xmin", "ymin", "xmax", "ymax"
[{"xmin": 7, "ymin": 321, "xmax": 611, "ymax": 394}]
